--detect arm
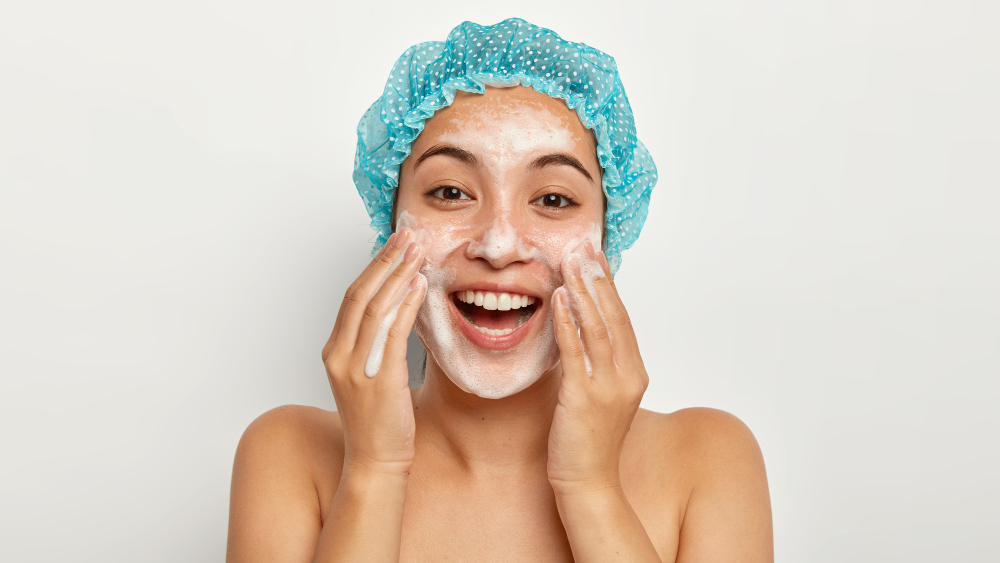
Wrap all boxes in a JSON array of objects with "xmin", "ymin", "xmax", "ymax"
[
  {"xmin": 675, "ymin": 409, "xmax": 773, "ymax": 563},
  {"xmin": 226, "ymin": 407, "xmax": 324, "ymax": 563},
  {"xmin": 227, "ymin": 230, "xmax": 426, "ymax": 562},
  {"xmin": 311, "ymin": 467, "xmax": 409, "ymax": 562},
  {"xmin": 548, "ymin": 248, "xmax": 772, "ymax": 561},
  {"xmin": 552, "ymin": 483, "xmax": 661, "ymax": 562},
  {"xmin": 225, "ymin": 408, "xmax": 412, "ymax": 563},
  {"xmin": 548, "ymin": 247, "xmax": 660, "ymax": 562}
]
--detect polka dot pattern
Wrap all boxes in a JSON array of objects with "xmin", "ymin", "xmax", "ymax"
[{"xmin": 352, "ymin": 18, "xmax": 658, "ymax": 274}]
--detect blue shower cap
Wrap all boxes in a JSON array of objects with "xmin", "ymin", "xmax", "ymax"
[{"xmin": 353, "ymin": 17, "xmax": 657, "ymax": 274}]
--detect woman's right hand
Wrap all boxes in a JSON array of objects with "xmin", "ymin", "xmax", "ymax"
[{"xmin": 321, "ymin": 228, "xmax": 426, "ymax": 479}]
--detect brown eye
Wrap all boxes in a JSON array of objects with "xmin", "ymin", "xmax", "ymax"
[
  {"xmin": 533, "ymin": 193, "xmax": 574, "ymax": 207},
  {"xmin": 431, "ymin": 186, "xmax": 471, "ymax": 200}
]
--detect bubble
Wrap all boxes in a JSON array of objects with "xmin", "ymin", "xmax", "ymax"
[{"xmin": 394, "ymin": 210, "xmax": 604, "ymax": 397}]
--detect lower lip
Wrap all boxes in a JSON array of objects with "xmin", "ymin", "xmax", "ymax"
[{"xmin": 447, "ymin": 295, "xmax": 541, "ymax": 350}]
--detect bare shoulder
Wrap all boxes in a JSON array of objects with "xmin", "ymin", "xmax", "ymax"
[
  {"xmin": 624, "ymin": 407, "xmax": 774, "ymax": 562},
  {"xmin": 236, "ymin": 404, "xmax": 344, "ymax": 467},
  {"xmin": 226, "ymin": 405, "xmax": 345, "ymax": 562},
  {"xmin": 633, "ymin": 407, "xmax": 763, "ymax": 464}
]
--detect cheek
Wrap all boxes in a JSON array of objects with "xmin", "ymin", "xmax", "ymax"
[{"xmin": 524, "ymin": 221, "xmax": 604, "ymax": 274}]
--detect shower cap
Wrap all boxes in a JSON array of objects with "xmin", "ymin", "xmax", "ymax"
[{"xmin": 353, "ymin": 17, "xmax": 657, "ymax": 274}]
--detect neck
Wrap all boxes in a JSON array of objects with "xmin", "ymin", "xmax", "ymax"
[{"xmin": 411, "ymin": 357, "xmax": 561, "ymax": 475}]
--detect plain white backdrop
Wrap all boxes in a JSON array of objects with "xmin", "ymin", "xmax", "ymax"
[{"xmin": 2, "ymin": 1, "xmax": 997, "ymax": 561}]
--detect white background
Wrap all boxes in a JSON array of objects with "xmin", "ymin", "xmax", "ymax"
[{"xmin": 2, "ymin": 1, "xmax": 997, "ymax": 561}]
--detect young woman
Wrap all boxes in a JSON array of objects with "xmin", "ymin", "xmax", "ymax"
[{"xmin": 227, "ymin": 18, "xmax": 773, "ymax": 562}]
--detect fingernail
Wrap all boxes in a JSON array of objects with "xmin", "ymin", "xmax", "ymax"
[
  {"xmin": 583, "ymin": 241, "xmax": 596, "ymax": 259},
  {"xmin": 394, "ymin": 228, "xmax": 411, "ymax": 248},
  {"xmin": 410, "ymin": 274, "xmax": 423, "ymax": 290},
  {"xmin": 386, "ymin": 233, "xmax": 397, "ymax": 248},
  {"xmin": 403, "ymin": 242, "xmax": 421, "ymax": 262},
  {"xmin": 598, "ymin": 252, "xmax": 609, "ymax": 271},
  {"xmin": 555, "ymin": 287, "xmax": 568, "ymax": 308}
]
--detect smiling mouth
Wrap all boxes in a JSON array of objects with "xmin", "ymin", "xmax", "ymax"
[{"xmin": 450, "ymin": 290, "xmax": 540, "ymax": 336}]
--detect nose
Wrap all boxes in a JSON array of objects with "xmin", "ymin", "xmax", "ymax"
[{"xmin": 466, "ymin": 218, "xmax": 536, "ymax": 269}]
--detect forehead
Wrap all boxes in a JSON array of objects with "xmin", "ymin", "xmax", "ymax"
[{"xmin": 414, "ymin": 85, "xmax": 595, "ymax": 152}]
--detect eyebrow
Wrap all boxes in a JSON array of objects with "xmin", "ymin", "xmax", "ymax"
[
  {"xmin": 527, "ymin": 153, "xmax": 594, "ymax": 183},
  {"xmin": 414, "ymin": 144, "xmax": 480, "ymax": 168},
  {"xmin": 414, "ymin": 143, "xmax": 594, "ymax": 183}
]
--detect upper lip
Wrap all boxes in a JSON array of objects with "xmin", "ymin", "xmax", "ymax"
[{"xmin": 449, "ymin": 282, "xmax": 542, "ymax": 300}]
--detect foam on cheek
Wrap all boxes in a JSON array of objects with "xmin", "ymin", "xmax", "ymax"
[
  {"xmin": 395, "ymin": 210, "xmax": 609, "ymax": 396},
  {"xmin": 397, "ymin": 211, "xmax": 561, "ymax": 399}
]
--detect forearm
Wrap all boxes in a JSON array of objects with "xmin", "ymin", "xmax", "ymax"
[
  {"xmin": 312, "ymin": 469, "xmax": 408, "ymax": 562},
  {"xmin": 554, "ymin": 484, "xmax": 661, "ymax": 563}
]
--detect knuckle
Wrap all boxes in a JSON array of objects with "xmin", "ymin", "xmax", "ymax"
[
  {"xmin": 377, "ymin": 250, "xmax": 396, "ymax": 267},
  {"xmin": 349, "ymin": 286, "xmax": 370, "ymax": 308},
  {"xmin": 565, "ymin": 342, "xmax": 586, "ymax": 359},
  {"xmin": 587, "ymin": 322, "xmax": 610, "ymax": 342},
  {"xmin": 343, "ymin": 283, "xmax": 357, "ymax": 302},
  {"xmin": 364, "ymin": 301, "xmax": 383, "ymax": 322},
  {"xmin": 610, "ymin": 309, "xmax": 630, "ymax": 328},
  {"xmin": 386, "ymin": 322, "xmax": 407, "ymax": 341},
  {"xmin": 325, "ymin": 353, "xmax": 348, "ymax": 380}
]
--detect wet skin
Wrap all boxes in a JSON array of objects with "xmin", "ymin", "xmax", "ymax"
[{"xmin": 226, "ymin": 86, "xmax": 774, "ymax": 563}]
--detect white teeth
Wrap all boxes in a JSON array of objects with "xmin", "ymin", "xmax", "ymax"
[
  {"xmin": 455, "ymin": 290, "xmax": 537, "ymax": 310},
  {"xmin": 475, "ymin": 326, "xmax": 514, "ymax": 336}
]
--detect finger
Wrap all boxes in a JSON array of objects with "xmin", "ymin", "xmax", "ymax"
[
  {"xmin": 597, "ymin": 249, "xmax": 624, "ymax": 299},
  {"xmin": 324, "ymin": 233, "xmax": 398, "ymax": 362},
  {"xmin": 588, "ymin": 250, "xmax": 640, "ymax": 367},
  {"xmin": 338, "ymin": 228, "xmax": 415, "ymax": 348},
  {"xmin": 381, "ymin": 273, "xmax": 428, "ymax": 386},
  {"xmin": 552, "ymin": 286, "xmax": 590, "ymax": 383},
  {"xmin": 354, "ymin": 241, "xmax": 424, "ymax": 359},
  {"xmin": 562, "ymin": 254, "xmax": 616, "ymax": 376}
]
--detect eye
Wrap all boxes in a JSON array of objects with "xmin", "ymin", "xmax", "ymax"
[
  {"xmin": 532, "ymin": 193, "xmax": 576, "ymax": 208},
  {"xmin": 429, "ymin": 186, "xmax": 472, "ymax": 200}
]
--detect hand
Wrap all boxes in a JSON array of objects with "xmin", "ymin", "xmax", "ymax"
[
  {"xmin": 547, "ymin": 243, "xmax": 649, "ymax": 495},
  {"xmin": 321, "ymin": 228, "xmax": 426, "ymax": 479}
]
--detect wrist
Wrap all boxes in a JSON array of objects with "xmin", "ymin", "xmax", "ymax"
[
  {"xmin": 549, "ymin": 474, "xmax": 624, "ymax": 500},
  {"xmin": 342, "ymin": 458, "xmax": 412, "ymax": 485}
]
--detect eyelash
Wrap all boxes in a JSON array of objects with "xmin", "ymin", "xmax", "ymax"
[
  {"xmin": 532, "ymin": 193, "xmax": 578, "ymax": 208},
  {"xmin": 426, "ymin": 186, "xmax": 472, "ymax": 202},
  {"xmin": 425, "ymin": 186, "xmax": 579, "ymax": 209}
]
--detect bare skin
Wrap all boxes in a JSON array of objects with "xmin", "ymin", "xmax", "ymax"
[{"xmin": 227, "ymin": 86, "xmax": 773, "ymax": 562}]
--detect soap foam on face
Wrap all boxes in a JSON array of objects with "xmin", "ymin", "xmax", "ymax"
[
  {"xmin": 467, "ymin": 219, "xmax": 541, "ymax": 263},
  {"xmin": 393, "ymin": 88, "xmax": 607, "ymax": 395},
  {"xmin": 398, "ymin": 211, "xmax": 603, "ymax": 397}
]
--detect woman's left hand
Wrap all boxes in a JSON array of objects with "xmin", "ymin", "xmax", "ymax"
[{"xmin": 547, "ymin": 243, "xmax": 650, "ymax": 494}]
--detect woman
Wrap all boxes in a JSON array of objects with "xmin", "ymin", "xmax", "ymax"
[{"xmin": 227, "ymin": 18, "xmax": 772, "ymax": 562}]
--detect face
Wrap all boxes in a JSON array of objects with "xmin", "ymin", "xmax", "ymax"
[{"xmin": 396, "ymin": 85, "xmax": 604, "ymax": 399}]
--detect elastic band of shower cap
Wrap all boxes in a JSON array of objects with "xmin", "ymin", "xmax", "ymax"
[{"xmin": 352, "ymin": 17, "xmax": 658, "ymax": 275}]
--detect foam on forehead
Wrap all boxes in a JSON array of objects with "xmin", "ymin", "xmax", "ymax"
[{"xmin": 432, "ymin": 92, "xmax": 588, "ymax": 174}]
